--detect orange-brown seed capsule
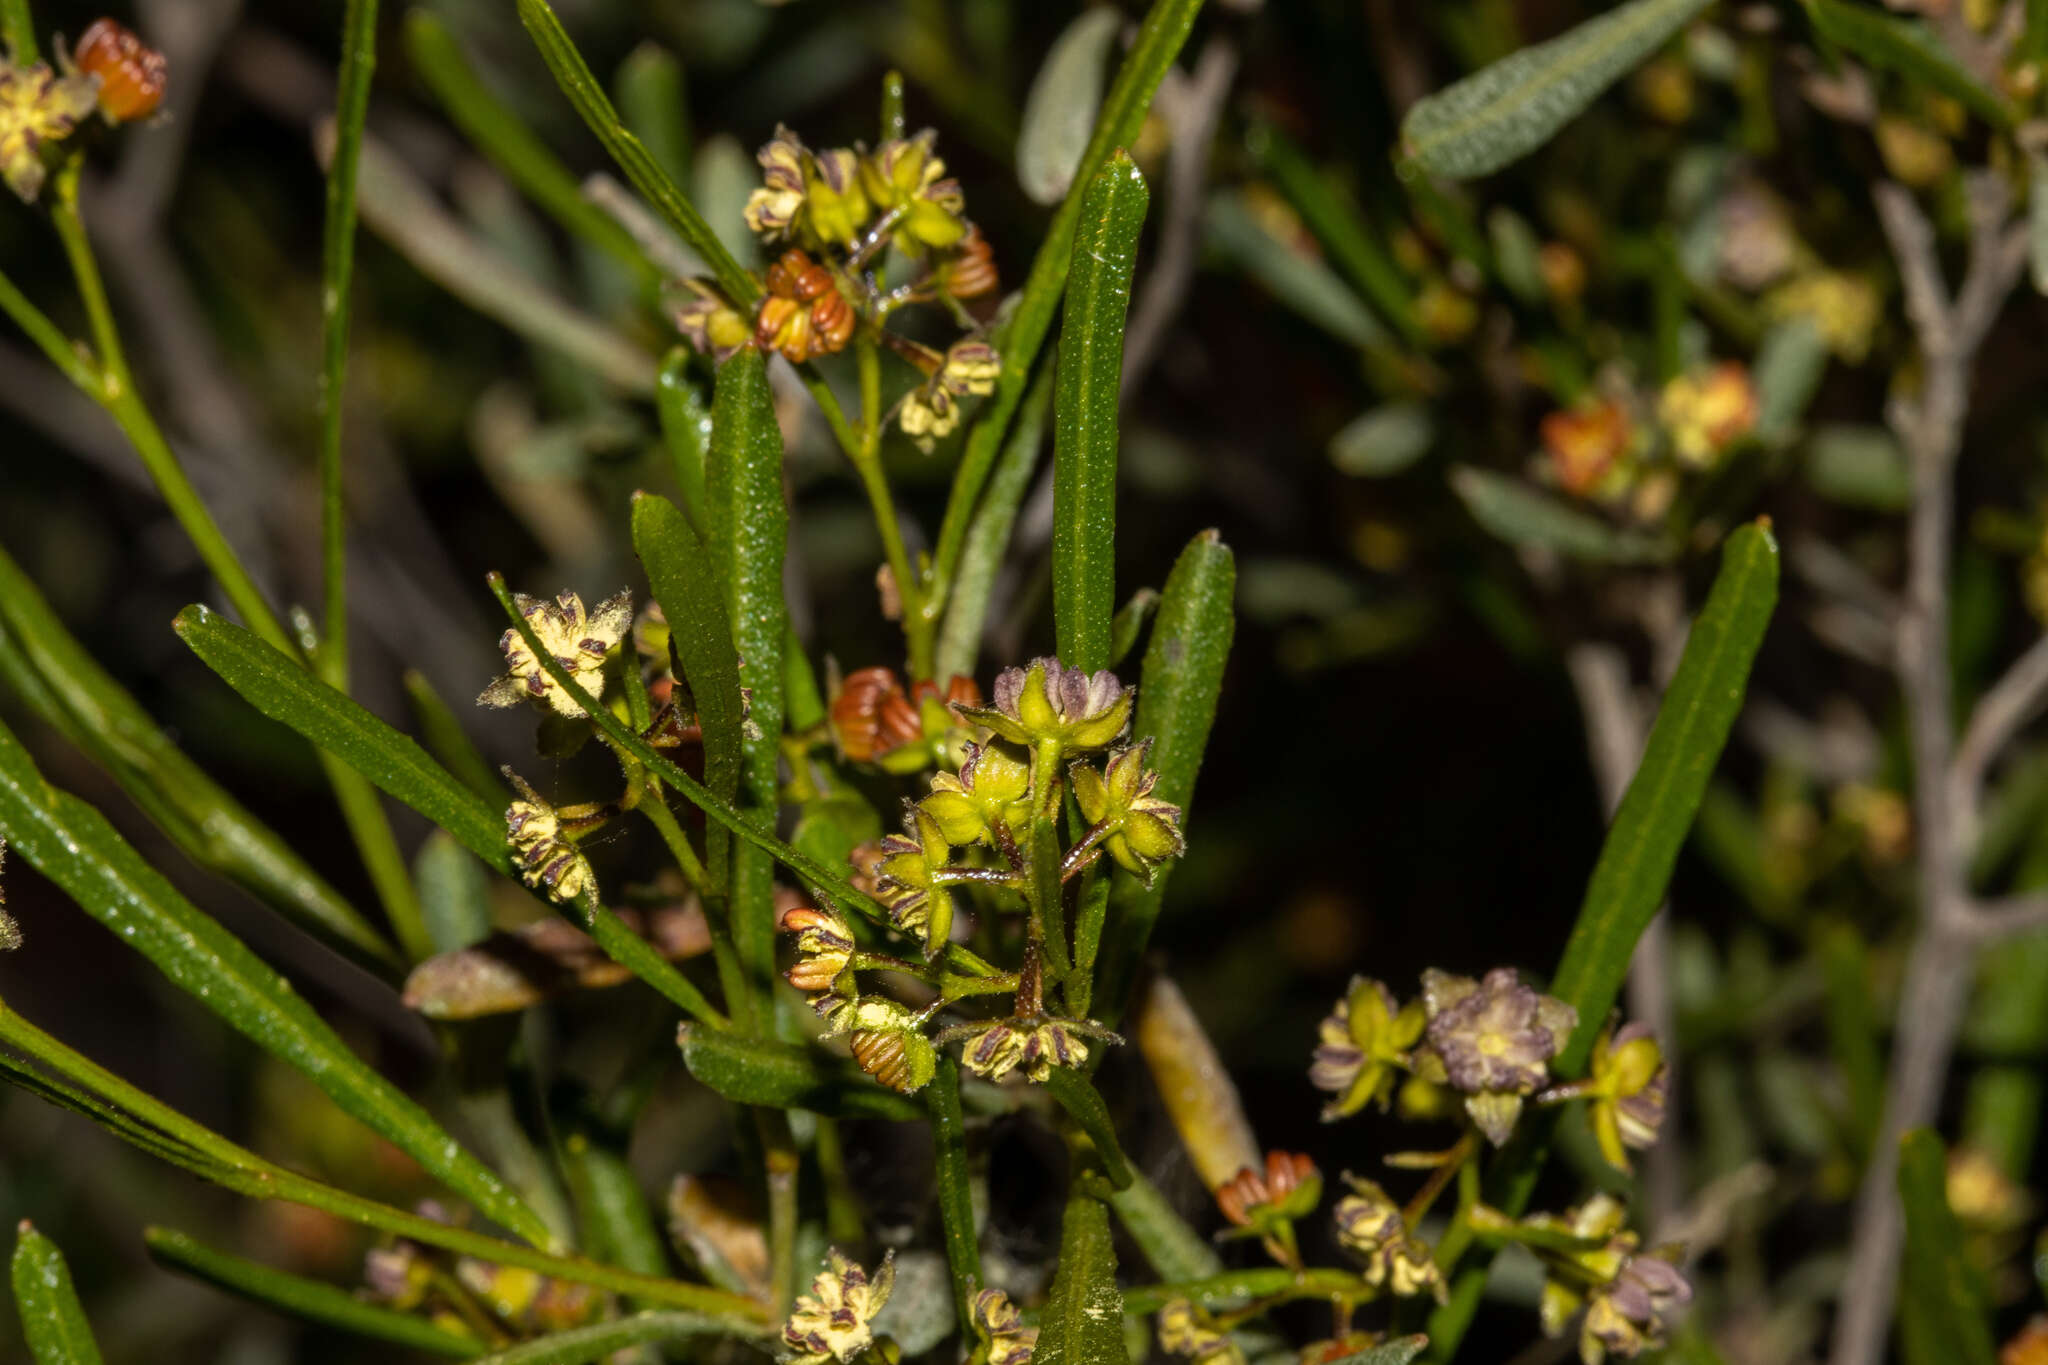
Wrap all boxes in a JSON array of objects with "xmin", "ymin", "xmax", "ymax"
[
  {"xmin": 74, "ymin": 19, "xmax": 167, "ymax": 123},
  {"xmin": 940, "ymin": 224, "xmax": 999, "ymax": 299}
]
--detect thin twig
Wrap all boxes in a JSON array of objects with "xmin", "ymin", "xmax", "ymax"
[
  {"xmin": 1950, "ymin": 630, "xmax": 2048, "ymax": 845},
  {"xmin": 1829, "ymin": 175, "xmax": 2029, "ymax": 1365}
]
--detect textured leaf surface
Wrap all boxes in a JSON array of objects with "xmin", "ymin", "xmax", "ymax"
[
  {"xmin": 676, "ymin": 1024, "xmax": 922, "ymax": 1121},
  {"xmin": 1451, "ymin": 466, "xmax": 1673, "ymax": 563},
  {"xmin": 1033, "ymin": 1190, "xmax": 1123, "ymax": 1365},
  {"xmin": 12, "ymin": 1224, "xmax": 102, "ymax": 1365},
  {"xmin": 1802, "ymin": 0, "xmax": 2013, "ymax": 129},
  {"xmin": 1401, "ymin": 0, "xmax": 1714, "ymax": 178},
  {"xmin": 0, "ymin": 716, "xmax": 549, "ymax": 1245}
]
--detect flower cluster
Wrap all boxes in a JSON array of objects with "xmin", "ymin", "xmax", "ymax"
[
  {"xmin": 1287, "ymin": 969, "xmax": 1683, "ymax": 1362},
  {"xmin": 671, "ymin": 119, "xmax": 1001, "ymax": 452},
  {"xmin": 0, "ymin": 19, "xmax": 164, "ymax": 202},
  {"xmin": 1539, "ymin": 361, "xmax": 1756, "ymax": 516},
  {"xmin": 780, "ymin": 1249, "xmax": 894, "ymax": 1365},
  {"xmin": 778, "ymin": 657, "xmax": 1177, "ymax": 1096}
]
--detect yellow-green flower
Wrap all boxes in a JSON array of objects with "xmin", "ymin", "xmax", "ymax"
[
  {"xmin": 920, "ymin": 741, "xmax": 1030, "ymax": 847},
  {"xmin": 957, "ymin": 1020, "xmax": 1089, "ymax": 1083},
  {"xmin": 874, "ymin": 807, "xmax": 956, "ymax": 958},
  {"xmin": 503, "ymin": 771, "xmax": 603, "ymax": 905},
  {"xmin": 743, "ymin": 125, "xmax": 808, "ymax": 242},
  {"xmin": 1332, "ymin": 1178, "xmax": 1445, "ymax": 1302},
  {"xmin": 859, "ymin": 129, "xmax": 967, "ymax": 252},
  {"xmin": 971, "ymin": 1289, "xmax": 1038, "ymax": 1365},
  {"xmin": 1310, "ymin": 977, "xmax": 1425, "ymax": 1120},
  {"xmin": 478, "ymin": 589, "xmax": 633, "ymax": 719},
  {"xmin": 1157, "ymin": 1298, "xmax": 1243, "ymax": 1365},
  {"xmin": 1070, "ymin": 741, "xmax": 1185, "ymax": 884},
  {"xmin": 1542, "ymin": 1021, "xmax": 1668, "ymax": 1173},
  {"xmin": 780, "ymin": 1249, "xmax": 895, "ymax": 1365},
  {"xmin": 954, "ymin": 657, "xmax": 1134, "ymax": 753},
  {"xmin": 0, "ymin": 58, "xmax": 98, "ymax": 202}
]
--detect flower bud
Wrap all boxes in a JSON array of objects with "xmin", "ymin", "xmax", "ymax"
[
  {"xmin": 874, "ymin": 807, "xmax": 956, "ymax": 958},
  {"xmin": 1332, "ymin": 1179, "xmax": 1445, "ymax": 1302},
  {"xmin": 503, "ymin": 771, "xmax": 600, "ymax": 905},
  {"xmin": 743, "ymin": 125, "xmax": 808, "ymax": 242},
  {"xmin": 1540, "ymin": 401, "xmax": 1634, "ymax": 499},
  {"xmin": 668, "ymin": 279, "xmax": 752, "ymax": 362},
  {"xmin": 1070, "ymin": 741, "xmax": 1185, "ymax": 884},
  {"xmin": 938, "ymin": 223, "xmax": 1000, "ymax": 299},
  {"xmin": 73, "ymin": 19, "xmax": 167, "ymax": 123},
  {"xmin": 780, "ymin": 905, "xmax": 855, "ymax": 994},
  {"xmin": 1157, "ymin": 1298, "xmax": 1244, "ymax": 1365}
]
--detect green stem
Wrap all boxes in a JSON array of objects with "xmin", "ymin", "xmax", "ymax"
[
  {"xmin": 757, "ymin": 1110, "xmax": 800, "ymax": 1316},
  {"xmin": 0, "ymin": 0, "xmax": 36, "ymax": 62},
  {"xmin": 638, "ymin": 781, "xmax": 751, "ymax": 1030},
  {"xmin": 1027, "ymin": 743, "xmax": 1074, "ymax": 992},
  {"xmin": 853, "ymin": 337, "xmax": 932, "ymax": 677},
  {"xmin": 314, "ymin": 0, "xmax": 381, "ymax": 689},
  {"xmin": 0, "ymin": 267, "xmax": 92, "ymax": 388},
  {"xmin": 1119, "ymin": 1267, "xmax": 1371, "ymax": 1316}
]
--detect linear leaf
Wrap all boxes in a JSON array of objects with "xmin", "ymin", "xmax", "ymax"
[
  {"xmin": 1328, "ymin": 1339, "xmax": 1430, "ymax": 1365},
  {"xmin": 1898, "ymin": 1129, "xmax": 1998, "ymax": 1365},
  {"xmin": 1098, "ymin": 530, "xmax": 1235, "ymax": 1022},
  {"xmin": 926, "ymin": 1056, "xmax": 980, "ymax": 1333},
  {"xmin": 561, "ymin": 1132, "xmax": 670, "ymax": 1284},
  {"xmin": 654, "ymin": 351, "xmax": 713, "ymax": 535},
  {"xmin": 1107, "ymin": 1172, "xmax": 1223, "ymax": 1281},
  {"xmin": 1451, "ymin": 466, "xmax": 1674, "ymax": 563},
  {"xmin": 1053, "ymin": 151, "xmax": 1148, "ymax": 673},
  {"xmin": 0, "ymin": 1005, "xmax": 763, "ymax": 1323},
  {"xmin": 616, "ymin": 43, "xmax": 692, "ymax": 192},
  {"xmin": 1033, "ymin": 1188, "xmax": 1123, "ymax": 1365},
  {"xmin": 1247, "ymin": 121, "xmax": 1419, "ymax": 341},
  {"xmin": 933, "ymin": 368, "xmax": 1054, "ymax": 682},
  {"xmin": 0, "ymin": 544, "xmax": 394, "ymax": 969},
  {"xmin": 1042, "ymin": 1067, "xmax": 1135, "ymax": 1190},
  {"xmin": 405, "ymin": 10, "xmax": 655, "ymax": 282},
  {"xmin": 404, "ymin": 669, "xmax": 507, "ymax": 808},
  {"xmin": 144, "ymin": 1227, "xmax": 481, "ymax": 1358},
  {"xmin": 1203, "ymin": 189, "xmax": 1387, "ymax": 349},
  {"xmin": 11, "ymin": 1223, "xmax": 102, "ymax": 1365},
  {"xmin": 1017, "ymin": 7, "xmax": 1124, "ymax": 205},
  {"xmin": 1548, "ymin": 520, "xmax": 1778, "ymax": 1069},
  {"xmin": 930, "ymin": 0, "xmax": 1205, "ymax": 605},
  {"xmin": 470, "ymin": 1312, "xmax": 732, "ymax": 1365},
  {"xmin": 706, "ymin": 347, "xmax": 789, "ymax": 986},
  {"xmin": 1802, "ymin": 0, "xmax": 2014, "ymax": 129},
  {"xmin": 416, "ymin": 831, "xmax": 493, "ymax": 955},
  {"xmin": 1429, "ymin": 522, "xmax": 1778, "ymax": 1362},
  {"xmin": 176, "ymin": 606, "xmax": 509, "ymax": 868},
  {"xmin": 0, "ymin": 716, "xmax": 550, "ymax": 1246},
  {"xmin": 675, "ymin": 1024, "xmax": 923, "ymax": 1121},
  {"xmin": 1401, "ymin": 0, "xmax": 1714, "ymax": 179},
  {"xmin": 513, "ymin": 0, "xmax": 755, "ymax": 305}
]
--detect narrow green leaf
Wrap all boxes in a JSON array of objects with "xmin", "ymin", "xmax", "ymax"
[
  {"xmin": 2031, "ymin": 154, "xmax": 2048, "ymax": 296},
  {"xmin": 1107, "ymin": 1171, "xmax": 1223, "ymax": 1281},
  {"xmin": 632, "ymin": 490, "xmax": 746, "ymax": 884},
  {"xmin": 1203, "ymin": 190, "xmax": 1387, "ymax": 349},
  {"xmin": 406, "ymin": 11, "xmax": 652, "ymax": 281},
  {"xmin": 1549, "ymin": 521, "xmax": 1778, "ymax": 1069},
  {"xmin": 1120, "ymin": 1267, "xmax": 1368, "ymax": 1315},
  {"xmin": 1898, "ymin": 1130, "xmax": 1998, "ymax": 1365},
  {"xmin": 1330, "ymin": 403, "xmax": 1435, "ymax": 478},
  {"xmin": 926, "ymin": 1056, "xmax": 980, "ymax": 1334},
  {"xmin": 1451, "ymin": 466, "xmax": 1674, "ymax": 563},
  {"xmin": 706, "ymin": 348, "xmax": 789, "ymax": 987},
  {"xmin": 0, "ymin": 716, "xmax": 551, "ymax": 1247},
  {"xmin": 934, "ymin": 368, "xmax": 1054, "ymax": 682},
  {"xmin": 615, "ymin": 43, "xmax": 691, "ymax": 194},
  {"xmin": 561, "ymin": 1133, "xmax": 670, "ymax": 1284},
  {"xmin": 675, "ymin": 1024, "xmax": 923, "ymax": 1121},
  {"xmin": 416, "ymin": 831, "xmax": 493, "ymax": 955},
  {"xmin": 12, "ymin": 1223, "xmax": 102, "ymax": 1365},
  {"xmin": 1053, "ymin": 151, "xmax": 1148, "ymax": 673},
  {"xmin": 1098, "ymin": 530, "xmax": 1235, "ymax": 1022},
  {"xmin": 879, "ymin": 68, "xmax": 906, "ymax": 143},
  {"xmin": 1017, "ymin": 7, "xmax": 1124, "ymax": 205},
  {"xmin": 1327, "ymin": 1339, "xmax": 1430, "ymax": 1365},
  {"xmin": 0, "ymin": 1004, "xmax": 765, "ymax": 1324},
  {"xmin": 0, "ymin": 0, "xmax": 36, "ymax": 63},
  {"xmin": 1805, "ymin": 425, "xmax": 1911, "ymax": 512},
  {"xmin": 514, "ymin": 0, "xmax": 756, "ymax": 305},
  {"xmin": 1429, "ymin": 522, "xmax": 1778, "ymax": 1362},
  {"xmin": 404, "ymin": 669, "xmax": 507, "ymax": 808},
  {"xmin": 1752, "ymin": 317, "xmax": 1829, "ymax": 447},
  {"xmin": 1108, "ymin": 589, "xmax": 1161, "ymax": 669},
  {"xmin": 471, "ymin": 1312, "xmax": 733, "ymax": 1365},
  {"xmin": 654, "ymin": 350, "xmax": 713, "ymax": 535},
  {"xmin": 176, "ymin": 606, "xmax": 507, "ymax": 868},
  {"xmin": 0, "ymin": 544, "xmax": 394, "ymax": 969},
  {"xmin": 930, "ymin": 0, "xmax": 1204, "ymax": 603},
  {"xmin": 144, "ymin": 1227, "xmax": 481, "ymax": 1358},
  {"xmin": 1818, "ymin": 924, "xmax": 1883, "ymax": 1158},
  {"xmin": 1401, "ymin": 0, "xmax": 1714, "ymax": 178},
  {"xmin": 1247, "ymin": 121, "xmax": 1419, "ymax": 340},
  {"xmin": 1802, "ymin": 0, "xmax": 2014, "ymax": 129},
  {"xmin": 1034, "ymin": 1188, "xmax": 1123, "ymax": 1365},
  {"xmin": 1042, "ymin": 1067, "xmax": 1134, "ymax": 1190}
]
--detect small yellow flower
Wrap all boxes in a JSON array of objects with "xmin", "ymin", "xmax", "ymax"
[
  {"xmin": 874, "ymin": 806, "xmax": 956, "ymax": 958},
  {"xmin": 972, "ymin": 1288, "xmax": 1039, "ymax": 1365},
  {"xmin": 478, "ymin": 589, "xmax": 633, "ymax": 719},
  {"xmin": 1070, "ymin": 741, "xmax": 1185, "ymax": 884},
  {"xmin": 0, "ymin": 58, "xmax": 98, "ymax": 202},
  {"xmin": 667, "ymin": 279, "xmax": 752, "ymax": 362},
  {"xmin": 920, "ymin": 741, "xmax": 1031, "ymax": 847},
  {"xmin": 1657, "ymin": 362, "xmax": 1756, "ymax": 468},
  {"xmin": 1157, "ymin": 1298, "xmax": 1244, "ymax": 1365},
  {"xmin": 503, "ymin": 771, "xmax": 603, "ymax": 905},
  {"xmin": 1766, "ymin": 269, "xmax": 1881, "ymax": 364},
  {"xmin": 780, "ymin": 905, "xmax": 856, "ymax": 994},
  {"xmin": 1310, "ymin": 977, "xmax": 1425, "ymax": 1120},
  {"xmin": 860, "ymin": 129, "xmax": 967, "ymax": 252},
  {"xmin": 780, "ymin": 1249, "xmax": 895, "ymax": 1365},
  {"xmin": 1540, "ymin": 400, "xmax": 1635, "ymax": 499},
  {"xmin": 743, "ymin": 125, "xmax": 808, "ymax": 242}
]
